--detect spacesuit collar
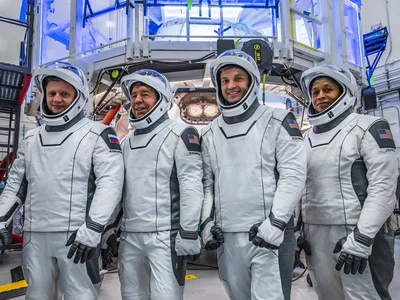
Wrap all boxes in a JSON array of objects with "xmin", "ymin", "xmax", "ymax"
[
  {"xmin": 313, "ymin": 108, "xmax": 353, "ymax": 134},
  {"xmin": 45, "ymin": 110, "xmax": 85, "ymax": 132},
  {"xmin": 222, "ymin": 99, "xmax": 260, "ymax": 125},
  {"xmin": 134, "ymin": 112, "xmax": 169, "ymax": 135}
]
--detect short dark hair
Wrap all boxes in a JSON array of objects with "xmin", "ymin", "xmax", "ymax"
[
  {"xmin": 43, "ymin": 76, "xmax": 64, "ymax": 89},
  {"xmin": 310, "ymin": 76, "xmax": 344, "ymax": 95},
  {"xmin": 219, "ymin": 64, "xmax": 247, "ymax": 76},
  {"xmin": 130, "ymin": 82, "xmax": 156, "ymax": 95}
]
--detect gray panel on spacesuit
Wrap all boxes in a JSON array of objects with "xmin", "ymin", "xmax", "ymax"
[
  {"xmin": 369, "ymin": 225, "xmax": 395, "ymax": 300},
  {"xmin": 351, "ymin": 158, "xmax": 368, "ymax": 206},
  {"xmin": 100, "ymin": 127, "xmax": 122, "ymax": 151},
  {"xmin": 281, "ymin": 113, "xmax": 302, "ymax": 137},
  {"xmin": 180, "ymin": 127, "xmax": 201, "ymax": 153},
  {"xmin": 16, "ymin": 176, "xmax": 27, "ymax": 203},
  {"xmin": 368, "ymin": 120, "xmax": 396, "ymax": 149}
]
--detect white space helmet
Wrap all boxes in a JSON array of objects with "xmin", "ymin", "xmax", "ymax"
[
  {"xmin": 210, "ymin": 50, "xmax": 261, "ymax": 118},
  {"xmin": 300, "ymin": 65, "xmax": 358, "ymax": 126},
  {"xmin": 121, "ymin": 69, "xmax": 172, "ymax": 130},
  {"xmin": 34, "ymin": 62, "xmax": 88, "ymax": 126}
]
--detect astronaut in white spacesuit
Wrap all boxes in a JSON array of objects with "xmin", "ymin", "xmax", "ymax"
[
  {"xmin": 0, "ymin": 62, "xmax": 124, "ymax": 300},
  {"xmin": 200, "ymin": 49, "xmax": 306, "ymax": 300},
  {"xmin": 118, "ymin": 69, "xmax": 203, "ymax": 300},
  {"xmin": 299, "ymin": 64, "xmax": 398, "ymax": 300}
]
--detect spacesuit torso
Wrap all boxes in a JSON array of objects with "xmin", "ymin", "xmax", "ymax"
[
  {"xmin": 302, "ymin": 110, "xmax": 398, "ymax": 226},
  {"xmin": 201, "ymin": 102, "xmax": 304, "ymax": 232},
  {"xmin": 121, "ymin": 116, "xmax": 203, "ymax": 233},
  {"xmin": 17, "ymin": 117, "xmax": 122, "ymax": 232}
]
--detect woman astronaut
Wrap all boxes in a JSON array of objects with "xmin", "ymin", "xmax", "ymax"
[{"xmin": 299, "ymin": 65, "xmax": 398, "ymax": 300}]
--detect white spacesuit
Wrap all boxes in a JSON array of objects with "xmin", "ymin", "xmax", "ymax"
[
  {"xmin": 119, "ymin": 69, "xmax": 203, "ymax": 300},
  {"xmin": 0, "ymin": 62, "xmax": 124, "ymax": 300},
  {"xmin": 200, "ymin": 50, "xmax": 306, "ymax": 300},
  {"xmin": 300, "ymin": 65, "xmax": 398, "ymax": 300}
]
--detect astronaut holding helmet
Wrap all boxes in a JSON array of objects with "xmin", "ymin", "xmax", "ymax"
[
  {"xmin": 299, "ymin": 64, "xmax": 398, "ymax": 299},
  {"xmin": 200, "ymin": 49, "xmax": 306, "ymax": 300},
  {"xmin": 0, "ymin": 62, "xmax": 124, "ymax": 300},
  {"xmin": 118, "ymin": 69, "xmax": 203, "ymax": 300}
]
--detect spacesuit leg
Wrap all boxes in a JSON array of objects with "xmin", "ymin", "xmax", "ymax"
[
  {"xmin": 278, "ymin": 217, "xmax": 295, "ymax": 300},
  {"xmin": 119, "ymin": 232, "xmax": 150, "ymax": 300},
  {"xmin": 22, "ymin": 232, "xmax": 61, "ymax": 300},
  {"xmin": 56, "ymin": 232, "xmax": 99, "ymax": 300},
  {"xmin": 147, "ymin": 230, "xmax": 184, "ymax": 300},
  {"xmin": 340, "ymin": 225, "xmax": 394, "ymax": 300},
  {"xmin": 217, "ymin": 233, "xmax": 251, "ymax": 300},
  {"xmin": 304, "ymin": 224, "xmax": 345, "ymax": 300},
  {"xmin": 217, "ymin": 233, "xmax": 284, "ymax": 300}
]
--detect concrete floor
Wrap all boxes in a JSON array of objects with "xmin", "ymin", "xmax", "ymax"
[{"xmin": 0, "ymin": 237, "xmax": 399, "ymax": 300}]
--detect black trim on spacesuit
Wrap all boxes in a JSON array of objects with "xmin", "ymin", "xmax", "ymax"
[
  {"xmin": 313, "ymin": 108, "xmax": 352, "ymax": 134},
  {"xmin": 45, "ymin": 111, "xmax": 85, "ymax": 132},
  {"xmin": 270, "ymin": 213, "xmax": 287, "ymax": 231},
  {"xmin": 134, "ymin": 113, "xmax": 169, "ymax": 135},
  {"xmin": 86, "ymin": 217, "xmax": 104, "ymax": 233},
  {"xmin": 180, "ymin": 127, "xmax": 201, "ymax": 153},
  {"xmin": 351, "ymin": 158, "xmax": 368, "ymax": 206},
  {"xmin": 222, "ymin": 99, "xmax": 260, "ymax": 124},
  {"xmin": 169, "ymin": 163, "xmax": 185, "ymax": 286},
  {"xmin": 307, "ymin": 130, "xmax": 342, "ymax": 148},
  {"xmin": 219, "ymin": 121, "xmax": 257, "ymax": 139},
  {"xmin": 86, "ymin": 166, "xmax": 96, "ymax": 217},
  {"xmin": 354, "ymin": 227, "xmax": 374, "ymax": 247},
  {"xmin": 39, "ymin": 131, "xmax": 74, "ymax": 146},
  {"xmin": 368, "ymin": 121, "xmax": 396, "ymax": 149},
  {"xmin": 281, "ymin": 113, "xmax": 302, "ymax": 137},
  {"xmin": 178, "ymin": 226, "xmax": 198, "ymax": 240},
  {"xmin": 100, "ymin": 127, "xmax": 121, "ymax": 151},
  {"xmin": 86, "ymin": 245, "xmax": 102, "ymax": 284},
  {"xmin": 129, "ymin": 134, "xmax": 157, "ymax": 150},
  {"xmin": 17, "ymin": 176, "xmax": 27, "ymax": 203},
  {"xmin": 0, "ymin": 203, "xmax": 19, "ymax": 223}
]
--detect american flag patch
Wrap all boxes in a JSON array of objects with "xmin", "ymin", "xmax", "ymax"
[
  {"xmin": 378, "ymin": 129, "xmax": 393, "ymax": 140},
  {"xmin": 108, "ymin": 134, "xmax": 119, "ymax": 144},
  {"xmin": 287, "ymin": 119, "xmax": 299, "ymax": 129},
  {"xmin": 188, "ymin": 134, "xmax": 200, "ymax": 145}
]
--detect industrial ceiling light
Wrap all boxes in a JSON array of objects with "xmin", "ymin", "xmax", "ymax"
[
  {"xmin": 174, "ymin": 87, "xmax": 220, "ymax": 125},
  {"xmin": 187, "ymin": 104, "xmax": 203, "ymax": 117},
  {"xmin": 203, "ymin": 104, "xmax": 219, "ymax": 117}
]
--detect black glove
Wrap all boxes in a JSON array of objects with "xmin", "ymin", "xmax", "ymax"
[
  {"xmin": 248, "ymin": 223, "xmax": 279, "ymax": 250},
  {"xmin": 101, "ymin": 233, "xmax": 119, "ymax": 266},
  {"xmin": 0, "ymin": 227, "xmax": 11, "ymax": 247},
  {"xmin": 297, "ymin": 235, "xmax": 311, "ymax": 256},
  {"xmin": 66, "ymin": 231, "xmax": 97, "ymax": 264},
  {"xmin": 204, "ymin": 226, "xmax": 224, "ymax": 251},
  {"xmin": 294, "ymin": 250, "xmax": 306, "ymax": 269},
  {"xmin": 333, "ymin": 236, "xmax": 368, "ymax": 275}
]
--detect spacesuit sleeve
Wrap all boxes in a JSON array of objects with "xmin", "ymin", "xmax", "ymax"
[
  {"xmin": 272, "ymin": 112, "xmax": 306, "ymax": 226},
  {"xmin": 0, "ymin": 138, "xmax": 28, "ymax": 226},
  {"xmin": 199, "ymin": 131, "xmax": 215, "ymax": 231},
  {"xmin": 357, "ymin": 119, "xmax": 398, "ymax": 239},
  {"xmin": 174, "ymin": 127, "xmax": 204, "ymax": 236},
  {"xmin": 87, "ymin": 127, "xmax": 124, "ymax": 231}
]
